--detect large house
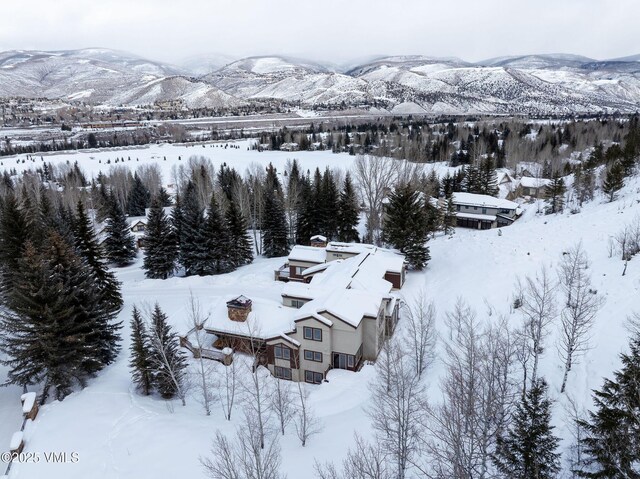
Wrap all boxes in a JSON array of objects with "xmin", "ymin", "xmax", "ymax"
[
  {"xmin": 188, "ymin": 243, "xmax": 406, "ymax": 383},
  {"xmin": 277, "ymin": 240, "xmax": 406, "ymax": 288},
  {"xmin": 452, "ymin": 192, "xmax": 522, "ymax": 229}
]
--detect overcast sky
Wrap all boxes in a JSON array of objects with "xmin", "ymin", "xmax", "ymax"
[{"xmin": 0, "ymin": 0, "xmax": 637, "ymax": 66}]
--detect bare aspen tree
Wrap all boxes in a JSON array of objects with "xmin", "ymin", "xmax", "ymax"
[
  {"xmin": 186, "ymin": 293, "xmax": 214, "ymax": 415},
  {"xmin": 515, "ymin": 266, "xmax": 557, "ymax": 385},
  {"xmin": 368, "ymin": 338, "xmax": 426, "ymax": 479},
  {"xmin": 423, "ymin": 300, "xmax": 517, "ymax": 479},
  {"xmin": 403, "ymin": 289, "xmax": 437, "ymax": 379},
  {"xmin": 271, "ymin": 377, "xmax": 294, "ymax": 435},
  {"xmin": 240, "ymin": 318, "xmax": 273, "ymax": 450},
  {"xmin": 218, "ymin": 352, "xmax": 239, "ymax": 421},
  {"xmin": 246, "ymin": 162, "xmax": 266, "ymax": 255},
  {"xmin": 314, "ymin": 434, "xmax": 392, "ymax": 479},
  {"xmin": 353, "ymin": 154, "xmax": 399, "ymax": 244},
  {"xmin": 294, "ymin": 381, "xmax": 321, "ymax": 447},
  {"xmin": 187, "ymin": 155, "xmax": 215, "ymax": 209},
  {"xmin": 136, "ymin": 163, "xmax": 163, "ymax": 199},
  {"xmin": 557, "ymin": 244, "xmax": 604, "ymax": 393},
  {"xmin": 564, "ymin": 394, "xmax": 588, "ymax": 478},
  {"xmin": 201, "ymin": 411, "xmax": 284, "ymax": 479}
]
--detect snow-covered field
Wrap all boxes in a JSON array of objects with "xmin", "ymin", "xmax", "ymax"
[
  {"xmin": 2, "ymin": 143, "xmax": 640, "ymax": 478},
  {"xmin": 0, "ymin": 140, "xmax": 358, "ymax": 181}
]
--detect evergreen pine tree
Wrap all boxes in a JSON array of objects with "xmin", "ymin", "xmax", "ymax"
[
  {"xmin": 202, "ymin": 192, "xmax": 231, "ymax": 274},
  {"xmin": 295, "ymin": 174, "xmax": 314, "ymax": 244},
  {"xmin": 148, "ymin": 304, "xmax": 187, "ymax": 400},
  {"xmin": 336, "ymin": 172, "xmax": 360, "ymax": 243},
  {"xmin": 126, "ymin": 173, "xmax": 150, "ymax": 216},
  {"xmin": 0, "ymin": 233, "xmax": 121, "ymax": 401},
  {"xmin": 493, "ymin": 378, "xmax": 561, "ymax": 479},
  {"xmin": 576, "ymin": 330, "xmax": 640, "ymax": 478},
  {"xmin": 178, "ymin": 181, "xmax": 208, "ymax": 276},
  {"xmin": 441, "ymin": 192, "xmax": 457, "ymax": 235},
  {"xmin": 104, "ymin": 195, "xmax": 137, "ymax": 266},
  {"xmin": 74, "ymin": 200, "xmax": 123, "ymax": 312},
  {"xmin": 225, "ymin": 197, "xmax": 254, "ymax": 268},
  {"xmin": 262, "ymin": 189, "xmax": 289, "ymax": 257},
  {"xmin": 544, "ymin": 174, "xmax": 567, "ymax": 214},
  {"xmin": 320, "ymin": 167, "xmax": 339, "ymax": 239},
  {"xmin": 142, "ymin": 198, "xmax": 177, "ymax": 279},
  {"xmin": 129, "ymin": 306, "xmax": 153, "ymax": 396},
  {"xmin": 602, "ymin": 161, "xmax": 625, "ymax": 203},
  {"xmin": 382, "ymin": 183, "xmax": 430, "ymax": 269},
  {"xmin": 0, "ymin": 193, "xmax": 29, "ymax": 292}
]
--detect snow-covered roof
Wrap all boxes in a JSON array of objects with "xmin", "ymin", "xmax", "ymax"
[
  {"xmin": 310, "ymin": 234, "xmax": 327, "ymax": 242},
  {"xmin": 456, "ymin": 212, "xmax": 497, "ymax": 221},
  {"xmin": 204, "ymin": 295, "xmax": 296, "ymax": 340},
  {"xmin": 519, "ymin": 177, "xmax": 551, "ymax": 188},
  {"xmin": 288, "ymin": 245, "xmax": 326, "ymax": 264},
  {"xmin": 452, "ymin": 192, "xmax": 518, "ymax": 210},
  {"xmin": 294, "ymin": 288, "xmax": 385, "ymax": 328},
  {"xmin": 326, "ymin": 241, "xmax": 377, "ymax": 255}
]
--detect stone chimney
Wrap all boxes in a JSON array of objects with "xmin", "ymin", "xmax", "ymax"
[
  {"xmin": 226, "ymin": 295, "xmax": 252, "ymax": 322},
  {"xmin": 310, "ymin": 235, "xmax": 327, "ymax": 248}
]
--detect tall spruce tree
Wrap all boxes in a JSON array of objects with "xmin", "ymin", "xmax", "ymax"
[
  {"xmin": 544, "ymin": 174, "xmax": 567, "ymax": 214},
  {"xmin": 127, "ymin": 173, "xmax": 150, "ymax": 216},
  {"xmin": 602, "ymin": 161, "xmax": 625, "ymax": 203},
  {"xmin": 0, "ymin": 193, "xmax": 29, "ymax": 293},
  {"xmin": 0, "ymin": 233, "xmax": 121, "ymax": 401},
  {"xmin": 262, "ymin": 188, "xmax": 289, "ymax": 257},
  {"xmin": 178, "ymin": 181, "xmax": 208, "ymax": 276},
  {"xmin": 382, "ymin": 182, "xmax": 430, "ymax": 270},
  {"xmin": 148, "ymin": 304, "xmax": 187, "ymax": 400},
  {"xmin": 225, "ymin": 197, "xmax": 253, "ymax": 268},
  {"xmin": 319, "ymin": 167, "xmax": 339, "ymax": 239},
  {"xmin": 336, "ymin": 172, "xmax": 360, "ymax": 243},
  {"xmin": 142, "ymin": 198, "xmax": 177, "ymax": 279},
  {"xmin": 202, "ymin": 192, "xmax": 231, "ymax": 275},
  {"xmin": 493, "ymin": 378, "xmax": 561, "ymax": 479},
  {"xmin": 104, "ymin": 196, "xmax": 137, "ymax": 266},
  {"xmin": 74, "ymin": 200, "xmax": 123, "ymax": 312},
  {"xmin": 129, "ymin": 306, "xmax": 153, "ymax": 396},
  {"xmin": 576, "ymin": 330, "xmax": 640, "ymax": 478}
]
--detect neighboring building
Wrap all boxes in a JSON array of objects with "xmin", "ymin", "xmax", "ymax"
[
  {"xmin": 280, "ymin": 142, "xmax": 300, "ymax": 152},
  {"xmin": 194, "ymin": 245, "xmax": 406, "ymax": 384},
  {"xmin": 518, "ymin": 176, "xmax": 551, "ymax": 198},
  {"xmin": 452, "ymin": 192, "xmax": 522, "ymax": 229}
]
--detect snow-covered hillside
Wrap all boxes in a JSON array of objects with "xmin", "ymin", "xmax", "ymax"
[
  {"xmin": 0, "ymin": 48, "xmax": 242, "ymax": 108},
  {"xmin": 1, "ymin": 49, "xmax": 639, "ymax": 113},
  {"xmin": 2, "ymin": 143, "xmax": 639, "ymax": 479}
]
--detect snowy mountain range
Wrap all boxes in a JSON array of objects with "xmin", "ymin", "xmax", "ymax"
[{"xmin": 1, "ymin": 48, "xmax": 639, "ymax": 114}]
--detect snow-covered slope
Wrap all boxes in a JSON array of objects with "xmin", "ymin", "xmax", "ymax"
[
  {"xmin": 1, "ymin": 143, "xmax": 640, "ymax": 479},
  {"xmin": 0, "ymin": 48, "xmax": 244, "ymax": 108},
  {"xmin": 1, "ymin": 49, "xmax": 640, "ymax": 113}
]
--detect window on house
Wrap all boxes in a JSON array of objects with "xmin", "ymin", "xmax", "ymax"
[
  {"xmin": 304, "ymin": 350, "xmax": 322, "ymax": 362},
  {"xmin": 291, "ymin": 299, "xmax": 305, "ymax": 309},
  {"xmin": 274, "ymin": 366, "xmax": 292, "ymax": 380},
  {"xmin": 274, "ymin": 344, "xmax": 291, "ymax": 360},
  {"xmin": 303, "ymin": 326, "xmax": 322, "ymax": 341},
  {"xmin": 305, "ymin": 370, "xmax": 323, "ymax": 384},
  {"xmin": 482, "ymin": 208, "xmax": 487, "ymax": 214},
  {"xmin": 456, "ymin": 205, "xmax": 461, "ymax": 211},
  {"xmin": 294, "ymin": 266, "xmax": 305, "ymax": 275},
  {"xmin": 500, "ymin": 208, "xmax": 512, "ymax": 214},
  {"xmin": 347, "ymin": 355, "xmax": 355, "ymax": 368}
]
